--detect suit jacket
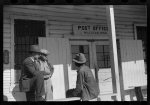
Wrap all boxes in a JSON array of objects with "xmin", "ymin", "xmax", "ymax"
[
  {"xmin": 21, "ymin": 57, "xmax": 47, "ymax": 79},
  {"xmin": 73, "ymin": 65, "xmax": 100, "ymax": 101}
]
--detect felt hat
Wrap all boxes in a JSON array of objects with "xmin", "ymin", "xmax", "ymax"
[
  {"xmin": 73, "ymin": 53, "xmax": 87, "ymax": 64},
  {"xmin": 29, "ymin": 45, "xmax": 41, "ymax": 53}
]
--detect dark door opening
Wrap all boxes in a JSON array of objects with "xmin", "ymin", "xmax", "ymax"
[{"xmin": 14, "ymin": 19, "xmax": 46, "ymax": 83}]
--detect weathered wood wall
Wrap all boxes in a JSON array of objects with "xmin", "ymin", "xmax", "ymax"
[{"xmin": 3, "ymin": 5, "xmax": 147, "ymax": 101}]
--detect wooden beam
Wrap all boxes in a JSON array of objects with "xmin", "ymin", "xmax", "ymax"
[
  {"xmin": 106, "ymin": 5, "xmax": 121, "ymax": 101},
  {"xmin": 51, "ymin": 97, "xmax": 80, "ymax": 101}
]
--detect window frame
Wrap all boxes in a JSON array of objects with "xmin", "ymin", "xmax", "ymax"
[{"xmin": 134, "ymin": 24, "xmax": 147, "ymax": 40}]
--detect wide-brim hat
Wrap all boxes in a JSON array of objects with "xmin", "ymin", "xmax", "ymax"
[
  {"xmin": 73, "ymin": 53, "xmax": 86, "ymax": 64},
  {"xmin": 40, "ymin": 49, "xmax": 50, "ymax": 55},
  {"xmin": 29, "ymin": 45, "xmax": 41, "ymax": 53}
]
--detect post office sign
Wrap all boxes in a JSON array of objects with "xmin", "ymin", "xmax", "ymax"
[{"xmin": 73, "ymin": 24, "xmax": 108, "ymax": 35}]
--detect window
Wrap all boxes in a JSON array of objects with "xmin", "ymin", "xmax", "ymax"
[
  {"xmin": 96, "ymin": 45, "xmax": 110, "ymax": 68},
  {"xmin": 135, "ymin": 25, "xmax": 147, "ymax": 73},
  {"xmin": 14, "ymin": 19, "xmax": 46, "ymax": 83}
]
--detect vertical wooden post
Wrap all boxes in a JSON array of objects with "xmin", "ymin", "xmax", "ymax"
[
  {"xmin": 106, "ymin": 5, "xmax": 121, "ymax": 101},
  {"xmin": 135, "ymin": 87, "xmax": 144, "ymax": 101}
]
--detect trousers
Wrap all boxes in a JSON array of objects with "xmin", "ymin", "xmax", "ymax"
[
  {"xmin": 44, "ymin": 78, "xmax": 53, "ymax": 101},
  {"xmin": 26, "ymin": 73, "xmax": 45, "ymax": 101}
]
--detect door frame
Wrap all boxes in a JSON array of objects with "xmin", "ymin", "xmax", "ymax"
[
  {"xmin": 10, "ymin": 15, "xmax": 48, "ymax": 90},
  {"xmin": 92, "ymin": 41, "xmax": 115, "ymax": 95}
]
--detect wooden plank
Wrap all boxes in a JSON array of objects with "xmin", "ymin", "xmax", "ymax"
[
  {"xmin": 4, "ymin": 28, "xmax": 11, "ymax": 33},
  {"xmin": 49, "ymin": 21, "xmax": 72, "ymax": 26},
  {"xmin": 44, "ymin": 5, "xmax": 106, "ymax": 14},
  {"xmin": 3, "ymin": 43, "xmax": 11, "ymax": 48},
  {"xmin": 3, "ymin": 18, "xmax": 11, "ymax": 24},
  {"xmin": 52, "ymin": 5, "xmax": 106, "ymax": 12},
  {"xmin": 120, "ymin": 40, "xmax": 147, "ymax": 90},
  {"xmin": 116, "ymin": 33, "xmax": 134, "ymax": 36},
  {"xmin": 3, "ymin": 13, "xmax": 10, "ymax": 18},
  {"xmin": 114, "ymin": 5, "xmax": 146, "ymax": 12},
  {"xmin": 106, "ymin": 5, "xmax": 121, "ymax": 101},
  {"xmin": 115, "ymin": 13, "xmax": 146, "ymax": 19},
  {"xmin": 16, "ymin": 6, "xmax": 107, "ymax": 20},
  {"xmin": 58, "ymin": 39, "xmax": 68, "ymax": 91},
  {"xmin": 52, "ymin": 97, "xmax": 80, "ymax": 101},
  {"xmin": 116, "ymin": 21, "xmax": 147, "ymax": 26},
  {"xmin": 3, "ymin": 38, "xmax": 11, "ymax": 43},
  {"xmin": 3, "ymin": 24, "xmax": 11, "ymax": 29},
  {"xmin": 116, "ymin": 29, "xmax": 133, "ymax": 33},
  {"xmin": 3, "ymin": 78, "xmax": 11, "ymax": 81},
  {"xmin": 11, "ymin": 5, "xmax": 106, "ymax": 16},
  {"xmin": 49, "ymin": 25, "xmax": 72, "ymax": 30},
  {"xmin": 49, "ymin": 30, "xmax": 72, "ymax": 35},
  {"xmin": 4, "ymin": 7, "xmax": 107, "ymax": 21},
  {"xmin": 3, "ymin": 33, "xmax": 11, "ymax": 38},
  {"xmin": 114, "ymin": 10, "xmax": 146, "ymax": 17},
  {"xmin": 115, "ymin": 17, "xmax": 146, "ymax": 23},
  {"xmin": 9, "ymin": 12, "xmax": 106, "ymax": 24},
  {"xmin": 39, "ymin": 38, "xmax": 67, "ymax": 99}
]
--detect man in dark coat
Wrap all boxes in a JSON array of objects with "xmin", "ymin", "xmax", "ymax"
[
  {"xmin": 72, "ymin": 53, "xmax": 100, "ymax": 101},
  {"xmin": 20, "ymin": 45, "xmax": 49, "ymax": 101}
]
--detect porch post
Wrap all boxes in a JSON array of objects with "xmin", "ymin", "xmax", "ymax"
[{"xmin": 106, "ymin": 5, "xmax": 121, "ymax": 101}]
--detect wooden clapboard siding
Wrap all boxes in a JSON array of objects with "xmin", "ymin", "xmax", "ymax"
[
  {"xmin": 4, "ymin": 5, "xmax": 146, "ymax": 40},
  {"xmin": 49, "ymin": 25, "xmax": 72, "ymax": 30},
  {"xmin": 12, "ymin": 6, "xmax": 107, "ymax": 20},
  {"xmin": 3, "ymin": 8, "xmax": 12, "ymax": 100},
  {"xmin": 3, "ymin": 5, "xmax": 146, "ymax": 101},
  {"xmin": 114, "ymin": 5, "xmax": 146, "ymax": 39},
  {"xmin": 10, "ymin": 5, "xmax": 106, "ymax": 16},
  {"xmin": 4, "ymin": 7, "xmax": 106, "ymax": 23}
]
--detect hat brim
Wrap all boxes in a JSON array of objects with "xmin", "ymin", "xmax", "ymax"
[
  {"xmin": 41, "ymin": 53, "xmax": 49, "ymax": 55},
  {"xmin": 29, "ymin": 51, "xmax": 41, "ymax": 53},
  {"xmin": 73, "ymin": 59, "xmax": 86, "ymax": 64}
]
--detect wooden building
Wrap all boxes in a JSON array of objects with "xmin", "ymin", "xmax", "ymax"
[{"xmin": 3, "ymin": 5, "xmax": 147, "ymax": 101}]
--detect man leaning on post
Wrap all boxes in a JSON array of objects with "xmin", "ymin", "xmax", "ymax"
[{"xmin": 20, "ymin": 45, "xmax": 46, "ymax": 101}]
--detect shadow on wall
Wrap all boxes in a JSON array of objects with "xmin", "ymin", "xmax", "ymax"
[{"xmin": 12, "ymin": 85, "xmax": 26, "ymax": 101}]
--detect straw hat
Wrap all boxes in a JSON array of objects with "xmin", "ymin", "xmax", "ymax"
[
  {"xmin": 73, "ymin": 53, "xmax": 86, "ymax": 64},
  {"xmin": 40, "ymin": 49, "xmax": 50, "ymax": 55}
]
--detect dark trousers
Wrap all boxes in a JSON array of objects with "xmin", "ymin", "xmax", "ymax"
[{"xmin": 26, "ymin": 73, "xmax": 45, "ymax": 101}]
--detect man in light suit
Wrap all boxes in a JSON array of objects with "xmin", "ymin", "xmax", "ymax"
[{"xmin": 38, "ymin": 49, "xmax": 54, "ymax": 101}]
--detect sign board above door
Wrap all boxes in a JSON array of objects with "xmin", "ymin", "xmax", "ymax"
[{"xmin": 73, "ymin": 24, "xmax": 108, "ymax": 36}]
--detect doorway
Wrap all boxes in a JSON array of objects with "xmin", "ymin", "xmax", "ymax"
[
  {"xmin": 69, "ymin": 40, "xmax": 113, "ymax": 95},
  {"xmin": 14, "ymin": 19, "xmax": 46, "ymax": 83}
]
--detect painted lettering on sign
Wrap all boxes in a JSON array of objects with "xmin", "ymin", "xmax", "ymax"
[{"xmin": 73, "ymin": 24, "xmax": 108, "ymax": 35}]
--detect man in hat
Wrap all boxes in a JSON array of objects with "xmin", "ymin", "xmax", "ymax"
[
  {"xmin": 20, "ymin": 45, "xmax": 47, "ymax": 101},
  {"xmin": 38, "ymin": 49, "xmax": 54, "ymax": 101},
  {"xmin": 71, "ymin": 53, "xmax": 100, "ymax": 101}
]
